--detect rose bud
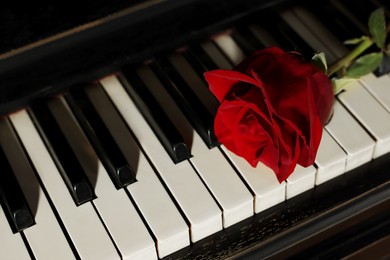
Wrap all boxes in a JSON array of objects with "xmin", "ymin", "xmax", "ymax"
[{"xmin": 204, "ymin": 47, "xmax": 334, "ymax": 182}]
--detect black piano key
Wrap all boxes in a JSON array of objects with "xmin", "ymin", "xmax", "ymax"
[
  {"xmin": 328, "ymin": 1, "xmax": 390, "ymax": 76},
  {"xmin": 260, "ymin": 14, "xmax": 315, "ymax": 59},
  {"xmin": 185, "ymin": 43, "xmax": 219, "ymax": 72},
  {"xmin": 0, "ymin": 145, "xmax": 34, "ymax": 232},
  {"xmin": 29, "ymin": 102, "xmax": 94, "ymax": 205},
  {"xmin": 304, "ymin": 1, "xmax": 366, "ymax": 44},
  {"xmin": 120, "ymin": 66, "xmax": 190, "ymax": 163},
  {"xmin": 230, "ymin": 14, "xmax": 314, "ymax": 59},
  {"xmin": 152, "ymin": 59, "xmax": 219, "ymax": 148},
  {"xmin": 336, "ymin": 0, "xmax": 379, "ymax": 27},
  {"xmin": 231, "ymin": 28, "xmax": 260, "ymax": 55},
  {"xmin": 65, "ymin": 87, "xmax": 136, "ymax": 189},
  {"xmin": 304, "ymin": 1, "xmax": 384, "ymax": 71}
]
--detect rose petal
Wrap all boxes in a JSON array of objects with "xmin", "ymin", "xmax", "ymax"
[
  {"xmin": 310, "ymin": 72, "xmax": 335, "ymax": 125},
  {"xmin": 214, "ymin": 100, "xmax": 279, "ymax": 168},
  {"xmin": 205, "ymin": 46, "xmax": 334, "ymax": 182},
  {"xmin": 275, "ymin": 133, "xmax": 301, "ymax": 183},
  {"xmin": 204, "ymin": 70, "xmax": 260, "ymax": 102},
  {"xmin": 296, "ymin": 78, "xmax": 323, "ymax": 166},
  {"xmin": 235, "ymin": 47, "xmax": 286, "ymax": 74}
]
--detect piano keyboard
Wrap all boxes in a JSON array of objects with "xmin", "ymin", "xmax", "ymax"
[{"xmin": 0, "ymin": 0, "xmax": 389, "ymax": 259}]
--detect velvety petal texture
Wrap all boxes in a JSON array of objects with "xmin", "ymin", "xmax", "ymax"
[{"xmin": 204, "ymin": 47, "xmax": 334, "ymax": 182}]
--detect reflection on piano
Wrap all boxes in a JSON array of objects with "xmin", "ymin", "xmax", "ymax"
[{"xmin": 0, "ymin": 0, "xmax": 389, "ymax": 259}]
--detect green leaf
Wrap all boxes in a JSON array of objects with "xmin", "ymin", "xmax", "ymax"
[
  {"xmin": 344, "ymin": 36, "xmax": 367, "ymax": 45},
  {"xmin": 368, "ymin": 8, "xmax": 386, "ymax": 49},
  {"xmin": 332, "ymin": 78, "xmax": 357, "ymax": 95},
  {"xmin": 311, "ymin": 52, "xmax": 327, "ymax": 73},
  {"xmin": 346, "ymin": 52, "xmax": 383, "ymax": 78}
]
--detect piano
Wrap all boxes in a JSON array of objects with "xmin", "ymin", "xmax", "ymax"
[{"xmin": 0, "ymin": 0, "xmax": 389, "ymax": 259}]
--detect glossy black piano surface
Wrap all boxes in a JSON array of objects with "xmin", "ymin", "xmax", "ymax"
[
  {"xmin": 0, "ymin": 0, "xmax": 291, "ymax": 115},
  {"xmin": 0, "ymin": 0, "xmax": 389, "ymax": 259}
]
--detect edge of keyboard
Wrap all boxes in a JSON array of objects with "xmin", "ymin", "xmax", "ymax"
[{"xmin": 165, "ymin": 152, "xmax": 390, "ymax": 259}]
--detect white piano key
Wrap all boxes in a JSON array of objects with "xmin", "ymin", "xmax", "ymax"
[
  {"xmin": 137, "ymin": 65, "xmax": 253, "ymax": 228},
  {"xmin": 127, "ymin": 155, "xmax": 190, "ymax": 258},
  {"xmin": 80, "ymin": 85, "xmax": 189, "ymax": 258},
  {"xmin": 325, "ymin": 100, "xmax": 375, "ymax": 171},
  {"xmin": 0, "ymin": 118, "xmax": 75, "ymax": 260},
  {"xmin": 48, "ymin": 97, "xmax": 157, "ymax": 260},
  {"xmin": 0, "ymin": 207, "xmax": 31, "ymax": 260},
  {"xmin": 314, "ymin": 129, "xmax": 347, "ymax": 185},
  {"xmin": 190, "ymin": 144, "xmax": 254, "ymax": 227},
  {"xmin": 101, "ymin": 75, "xmax": 222, "ymax": 243},
  {"xmin": 161, "ymin": 55, "xmax": 255, "ymax": 224},
  {"xmin": 360, "ymin": 73, "xmax": 390, "ymax": 113},
  {"xmin": 201, "ymin": 41, "xmax": 233, "ymax": 69},
  {"xmin": 212, "ymin": 34, "xmax": 247, "ymax": 66},
  {"xmin": 338, "ymin": 81, "xmax": 390, "ymax": 158},
  {"xmin": 286, "ymin": 165, "xmax": 316, "ymax": 199},
  {"xmin": 221, "ymin": 146, "xmax": 285, "ymax": 213},
  {"xmin": 9, "ymin": 110, "xmax": 119, "ymax": 260}
]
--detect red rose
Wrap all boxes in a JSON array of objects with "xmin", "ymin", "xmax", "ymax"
[{"xmin": 204, "ymin": 47, "xmax": 334, "ymax": 182}]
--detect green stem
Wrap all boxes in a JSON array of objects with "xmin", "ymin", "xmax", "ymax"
[{"xmin": 327, "ymin": 36, "xmax": 374, "ymax": 77}]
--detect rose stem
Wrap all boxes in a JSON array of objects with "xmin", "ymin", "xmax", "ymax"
[{"xmin": 327, "ymin": 36, "xmax": 374, "ymax": 77}]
